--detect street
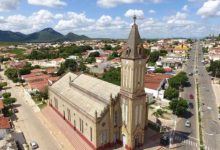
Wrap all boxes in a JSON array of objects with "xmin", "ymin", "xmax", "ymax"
[
  {"xmin": 196, "ymin": 41, "xmax": 220, "ymax": 150},
  {"xmin": 0, "ymin": 69, "xmax": 61, "ymax": 150},
  {"xmin": 173, "ymin": 41, "xmax": 220, "ymax": 150},
  {"xmin": 173, "ymin": 42, "xmax": 199, "ymax": 150}
]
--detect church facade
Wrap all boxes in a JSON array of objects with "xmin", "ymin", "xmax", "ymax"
[{"xmin": 48, "ymin": 18, "xmax": 148, "ymax": 150}]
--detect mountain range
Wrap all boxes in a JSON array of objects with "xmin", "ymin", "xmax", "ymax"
[{"xmin": 0, "ymin": 28, "xmax": 90, "ymax": 43}]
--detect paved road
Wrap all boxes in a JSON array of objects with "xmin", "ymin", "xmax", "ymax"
[
  {"xmin": 196, "ymin": 41, "xmax": 220, "ymax": 150},
  {"xmin": 0, "ymin": 69, "xmax": 60, "ymax": 150},
  {"xmin": 173, "ymin": 42, "xmax": 199, "ymax": 150}
]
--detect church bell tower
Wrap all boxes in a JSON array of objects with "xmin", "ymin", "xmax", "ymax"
[{"xmin": 120, "ymin": 16, "xmax": 147, "ymax": 150}]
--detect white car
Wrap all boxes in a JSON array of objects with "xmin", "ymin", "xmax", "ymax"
[
  {"xmin": 30, "ymin": 141, "xmax": 38, "ymax": 149},
  {"xmin": 218, "ymin": 114, "xmax": 220, "ymax": 120},
  {"xmin": 185, "ymin": 120, "xmax": 191, "ymax": 127}
]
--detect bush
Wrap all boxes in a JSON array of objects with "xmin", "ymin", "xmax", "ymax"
[{"xmin": 155, "ymin": 68, "xmax": 165, "ymax": 73}]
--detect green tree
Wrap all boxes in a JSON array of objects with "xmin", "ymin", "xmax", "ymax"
[
  {"xmin": 0, "ymin": 82, "xmax": 7, "ymax": 90},
  {"xmin": 144, "ymin": 49, "xmax": 151, "ymax": 56},
  {"xmin": 148, "ymin": 51, "xmax": 160, "ymax": 63},
  {"xmin": 164, "ymin": 87, "xmax": 179, "ymax": 100},
  {"xmin": 168, "ymin": 71, "xmax": 188, "ymax": 89},
  {"xmin": 89, "ymin": 52, "xmax": 100, "ymax": 57},
  {"xmin": 108, "ymin": 52, "xmax": 119, "ymax": 60},
  {"xmin": 159, "ymin": 50, "xmax": 168, "ymax": 56},
  {"xmin": 57, "ymin": 63, "xmax": 66, "ymax": 76},
  {"xmin": 64, "ymin": 59, "xmax": 78, "ymax": 72},
  {"xmin": 169, "ymin": 98, "xmax": 189, "ymax": 116},
  {"xmin": 4, "ymin": 68, "xmax": 18, "ymax": 80},
  {"xmin": 152, "ymin": 109, "xmax": 167, "ymax": 119},
  {"xmin": 103, "ymin": 44, "xmax": 112, "ymax": 50},
  {"xmin": 2, "ymin": 92, "xmax": 11, "ymax": 99},
  {"xmin": 207, "ymin": 60, "xmax": 220, "ymax": 77},
  {"xmin": 101, "ymin": 67, "xmax": 121, "ymax": 86},
  {"xmin": 86, "ymin": 57, "xmax": 96, "ymax": 64},
  {"xmin": 155, "ymin": 68, "xmax": 165, "ymax": 73},
  {"xmin": 3, "ymin": 97, "xmax": 16, "ymax": 106}
]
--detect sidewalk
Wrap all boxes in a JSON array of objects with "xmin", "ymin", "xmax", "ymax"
[
  {"xmin": 211, "ymin": 83, "xmax": 220, "ymax": 107},
  {"xmin": 42, "ymin": 106, "xmax": 92, "ymax": 150},
  {"xmin": 36, "ymin": 112, "xmax": 75, "ymax": 150}
]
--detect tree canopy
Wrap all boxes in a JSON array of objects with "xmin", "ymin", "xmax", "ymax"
[
  {"xmin": 207, "ymin": 60, "xmax": 220, "ymax": 77},
  {"xmin": 101, "ymin": 67, "xmax": 121, "ymax": 86},
  {"xmin": 169, "ymin": 98, "xmax": 189, "ymax": 116},
  {"xmin": 168, "ymin": 71, "xmax": 188, "ymax": 89},
  {"xmin": 164, "ymin": 87, "xmax": 179, "ymax": 100}
]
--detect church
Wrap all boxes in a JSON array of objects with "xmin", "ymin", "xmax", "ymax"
[{"xmin": 48, "ymin": 16, "xmax": 148, "ymax": 150}]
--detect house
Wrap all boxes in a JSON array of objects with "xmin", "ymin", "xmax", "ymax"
[
  {"xmin": 144, "ymin": 73, "xmax": 172, "ymax": 102},
  {"xmin": 67, "ymin": 55, "xmax": 80, "ymax": 60},
  {"xmin": 49, "ymin": 20, "xmax": 148, "ymax": 150},
  {"xmin": 0, "ymin": 117, "xmax": 11, "ymax": 139},
  {"xmin": 157, "ymin": 53, "xmax": 184, "ymax": 69},
  {"xmin": 21, "ymin": 70, "xmax": 59, "ymax": 92},
  {"xmin": 95, "ymin": 56, "xmax": 107, "ymax": 63}
]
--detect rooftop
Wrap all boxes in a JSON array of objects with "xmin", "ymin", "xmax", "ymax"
[
  {"xmin": 0, "ymin": 117, "xmax": 10, "ymax": 129},
  {"xmin": 144, "ymin": 73, "xmax": 172, "ymax": 90},
  {"xmin": 50, "ymin": 72, "xmax": 120, "ymax": 118}
]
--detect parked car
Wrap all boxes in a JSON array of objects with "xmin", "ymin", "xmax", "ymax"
[
  {"xmin": 30, "ymin": 141, "xmax": 38, "ymax": 149},
  {"xmin": 188, "ymin": 102, "xmax": 194, "ymax": 109},
  {"xmin": 13, "ymin": 108, "xmax": 19, "ymax": 113},
  {"xmin": 189, "ymin": 94, "xmax": 194, "ymax": 99},
  {"xmin": 185, "ymin": 120, "xmax": 191, "ymax": 127},
  {"xmin": 218, "ymin": 114, "xmax": 220, "ymax": 120},
  {"xmin": 160, "ymin": 134, "xmax": 169, "ymax": 146},
  {"xmin": 188, "ymin": 73, "xmax": 193, "ymax": 76}
]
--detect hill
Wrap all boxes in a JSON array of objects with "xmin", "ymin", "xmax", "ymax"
[
  {"xmin": 0, "ymin": 28, "xmax": 90, "ymax": 42},
  {"xmin": 0, "ymin": 30, "xmax": 26, "ymax": 42}
]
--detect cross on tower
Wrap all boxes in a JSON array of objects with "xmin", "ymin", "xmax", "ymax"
[{"xmin": 133, "ymin": 15, "xmax": 137, "ymax": 24}]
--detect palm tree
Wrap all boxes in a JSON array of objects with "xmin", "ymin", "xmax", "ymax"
[
  {"xmin": 152, "ymin": 109, "xmax": 167, "ymax": 128},
  {"xmin": 152, "ymin": 109, "xmax": 167, "ymax": 119}
]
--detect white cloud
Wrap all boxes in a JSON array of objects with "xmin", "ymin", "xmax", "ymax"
[
  {"xmin": 55, "ymin": 12, "xmax": 95, "ymax": 32},
  {"xmin": 0, "ymin": 0, "xmax": 20, "ymax": 11},
  {"xmin": 97, "ymin": 0, "xmax": 160, "ymax": 8},
  {"xmin": 182, "ymin": 5, "xmax": 188, "ymax": 12},
  {"xmin": 165, "ymin": 12, "xmax": 195, "ymax": 27},
  {"xmin": 28, "ymin": 0, "xmax": 66, "ymax": 8},
  {"xmin": 197, "ymin": 0, "xmax": 220, "ymax": 18},
  {"xmin": 0, "ymin": 9, "xmax": 55, "ymax": 33},
  {"xmin": 148, "ymin": 9, "xmax": 156, "ymax": 14},
  {"xmin": 124, "ymin": 9, "xmax": 144, "ymax": 18}
]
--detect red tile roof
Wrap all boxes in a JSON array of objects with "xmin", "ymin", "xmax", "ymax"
[
  {"xmin": 29, "ymin": 80, "xmax": 48, "ymax": 92},
  {"xmin": 0, "ymin": 101, "xmax": 4, "ymax": 110},
  {"xmin": 31, "ymin": 69, "xmax": 43, "ymax": 73},
  {"xmin": 144, "ymin": 73, "xmax": 173, "ymax": 90},
  {"xmin": 46, "ymin": 67, "xmax": 57, "ymax": 74},
  {"xmin": 0, "ymin": 117, "xmax": 11, "ymax": 129}
]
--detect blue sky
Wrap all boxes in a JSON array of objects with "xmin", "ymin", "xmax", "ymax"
[{"xmin": 0, "ymin": 0, "xmax": 220, "ymax": 38}]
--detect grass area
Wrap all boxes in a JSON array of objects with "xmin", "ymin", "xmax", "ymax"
[
  {"xmin": 0, "ymin": 42, "xmax": 20, "ymax": 46},
  {"xmin": 196, "ymin": 80, "xmax": 204, "ymax": 150},
  {"xmin": 10, "ymin": 48, "xmax": 26, "ymax": 58}
]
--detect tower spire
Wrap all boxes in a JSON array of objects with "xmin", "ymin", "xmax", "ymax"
[{"xmin": 121, "ymin": 15, "xmax": 145, "ymax": 59}]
